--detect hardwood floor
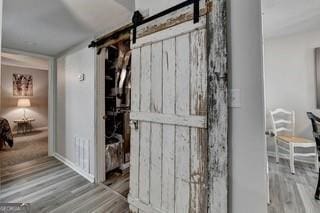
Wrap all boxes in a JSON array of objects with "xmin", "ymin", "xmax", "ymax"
[
  {"xmin": 104, "ymin": 171, "xmax": 130, "ymax": 197},
  {"xmin": 0, "ymin": 156, "xmax": 129, "ymax": 213},
  {"xmin": 268, "ymin": 157, "xmax": 320, "ymax": 213}
]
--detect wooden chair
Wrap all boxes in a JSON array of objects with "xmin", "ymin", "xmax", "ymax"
[
  {"xmin": 306, "ymin": 112, "xmax": 320, "ymax": 200},
  {"xmin": 270, "ymin": 109, "xmax": 318, "ymax": 174}
]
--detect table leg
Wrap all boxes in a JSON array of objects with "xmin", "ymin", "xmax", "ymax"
[
  {"xmin": 17, "ymin": 123, "xmax": 22, "ymax": 134},
  {"xmin": 23, "ymin": 123, "xmax": 26, "ymax": 134}
]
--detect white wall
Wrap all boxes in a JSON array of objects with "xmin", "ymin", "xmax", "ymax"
[
  {"xmin": 264, "ymin": 30, "xmax": 320, "ymax": 139},
  {"xmin": 135, "ymin": 0, "xmax": 267, "ymax": 213},
  {"xmin": 56, "ymin": 43, "xmax": 95, "ymax": 176},
  {"xmin": 228, "ymin": 0, "xmax": 267, "ymax": 213},
  {"xmin": 1, "ymin": 65, "xmax": 48, "ymax": 130},
  {"xmin": 135, "ymin": 0, "xmax": 184, "ymax": 15}
]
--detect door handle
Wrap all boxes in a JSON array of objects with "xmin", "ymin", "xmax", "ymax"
[
  {"xmin": 103, "ymin": 115, "xmax": 107, "ymax": 120},
  {"xmin": 130, "ymin": 120, "xmax": 139, "ymax": 130}
]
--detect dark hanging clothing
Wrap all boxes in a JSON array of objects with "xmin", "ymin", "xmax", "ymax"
[{"xmin": 0, "ymin": 118, "xmax": 13, "ymax": 147}]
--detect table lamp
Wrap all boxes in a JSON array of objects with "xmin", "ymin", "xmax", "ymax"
[{"xmin": 17, "ymin": 98, "xmax": 31, "ymax": 120}]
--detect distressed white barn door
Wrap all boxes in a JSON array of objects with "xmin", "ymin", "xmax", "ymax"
[{"xmin": 129, "ymin": 12, "xmax": 208, "ymax": 213}]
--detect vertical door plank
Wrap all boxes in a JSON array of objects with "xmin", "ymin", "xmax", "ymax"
[
  {"xmin": 139, "ymin": 45, "xmax": 152, "ymax": 204},
  {"xmin": 150, "ymin": 41, "xmax": 163, "ymax": 210},
  {"xmin": 207, "ymin": 1, "xmax": 228, "ymax": 212},
  {"xmin": 175, "ymin": 33, "xmax": 191, "ymax": 213},
  {"xmin": 162, "ymin": 38, "xmax": 176, "ymax": 213},
  {"xmin": 130, "ymin": 48, "xmax": 141, "ymax": 205},
  {"xmin": 190, "ymin": 29, "xmax": 208, "ymax": 213}
]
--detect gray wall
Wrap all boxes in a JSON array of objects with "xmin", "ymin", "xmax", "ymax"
[
  {"xmin": 264, "ymin": 31, "xmax": 320, "ymax": 139},
  {"xmin": 228, "ymin": 0, "xmax": 267, "ymax": 212},
  {"xmin": 56, "ymin": 43, "xmax": 95, "ymax": 176},
  {"xmin": 1, "ymin": 65, "xmax": 48, "ymax": 131}
]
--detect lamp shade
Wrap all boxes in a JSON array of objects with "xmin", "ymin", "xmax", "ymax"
[{"xmin": 17, "ymin": 99, "xmax": 31, "ymax": 107}]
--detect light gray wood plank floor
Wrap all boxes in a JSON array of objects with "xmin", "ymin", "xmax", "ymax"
[
  {"xmin": 268, "ymin": 157, "xmax": 320, "ymax": 213},
  {"xmin": 104, "ymin": 171, "xmax": 129, "ymax": 198},
  {"xmin": 0, "ymin": 156, "xmax": 129, "ymax": 213}
]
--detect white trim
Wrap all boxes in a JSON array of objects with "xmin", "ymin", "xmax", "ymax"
[
  {"xmin": 54, "ymin": 152, "xmax": 95, "ymax": 183},
  {"xmin": 48, "ymin": 57, "xmax": 56, "ymax": 156},
  {"xmin": 94, "ymin": 48, "xmax": 106, "ymax": 183}
]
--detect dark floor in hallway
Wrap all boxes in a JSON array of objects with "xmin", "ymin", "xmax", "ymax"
[{"xmin": 268, "ymin": 157, "xmax": 320, "ymax": 213}]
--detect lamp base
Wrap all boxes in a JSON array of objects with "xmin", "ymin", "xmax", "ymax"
[{"xmin": 22, "ymin": 109, "xmax": 28, "ymax": 120}]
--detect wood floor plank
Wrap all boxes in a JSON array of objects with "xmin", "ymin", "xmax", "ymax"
[
  {"xmin": 0, "ymin": 160, "xmax": 64, "ymax": 183},
  {"xmin": 0, "ymin": 156, "xmax": 56, "ymax": 175},
  {"xmin": 104, "ymin": 172, "xmax": 130, "ymax": 197},
  {"xmin": 31, "ymin": 180, "xmax": 98, "ymax": 213},
  {"xmin": 8, "ymin": 173, "xmax": 81, "ymax": 203},
  {"xmin": 0, "ymin": 164, "xmax": 67, "ymax": 190},
  {"xmin": 0, "ymin": 157, "xmax": 130, "ymax": 213},
  {"xmin": 268, "ymin": 157, "xmax": 320, "ymax": 213},
  {"xmin": 0, "ymin": 167, "xmax": 72, "ymax": 199}
]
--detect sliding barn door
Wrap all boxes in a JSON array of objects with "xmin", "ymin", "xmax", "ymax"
[{"xmin": 129, "ymin": 15, "xmax": 208, "ymax": 213}]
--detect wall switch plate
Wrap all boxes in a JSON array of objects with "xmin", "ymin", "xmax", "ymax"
[
  {"xmin": 229, "ymin": 89, "xmax": 241, "ymax": 108},
  {"xmin": 78, "ymin": 73, "xmax": 85, "ymax": 81}
]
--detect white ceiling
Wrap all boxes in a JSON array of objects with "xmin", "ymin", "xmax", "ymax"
[
  {"xmin": 2, "ymin": 0, "xmax": 134, "ymax": 56},
  {"xmin": 262, "ymin": 0, "xmax": 320, "ymax": 39}
]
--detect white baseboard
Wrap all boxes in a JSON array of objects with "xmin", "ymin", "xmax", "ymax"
[
  {"xmin": 268, "ymin": 151, "xmax": 316, "ymax": 165},
  {"xmin": 54, "ymin": 152, "xmax": 95, "ymax": 183}
]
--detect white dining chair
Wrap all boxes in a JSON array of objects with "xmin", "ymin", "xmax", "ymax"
[{"xmin": 270, "ymin": 108, "xmax": 319, "ymax": 174}]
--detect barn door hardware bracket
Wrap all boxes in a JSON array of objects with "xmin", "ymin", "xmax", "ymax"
[
  {"xmin": 132, "ymin": 11, "xmax": 144, "ymax": 44},
  {"xmin": 193, "ymin": 0, "xmax": 200, "ymax": 23},
  {"xmin": 131, "ymin": 0, "xmax": 200, "ymax": 44}
]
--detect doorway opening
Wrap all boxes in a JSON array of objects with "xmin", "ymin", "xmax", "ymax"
[
  {"xmin": 98, "ymin": 36, "xmax": 132, "ymax": 197},
  {"xmin": 0, "ymin": 50, "xmax": 52, "ymax": 169},
  {"xmin": 262, "ymin": 0, "xmax": 320, "ymax": 211}
]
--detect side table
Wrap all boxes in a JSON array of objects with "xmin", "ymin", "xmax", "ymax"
[{"xmin": 14, "ymin": 118, "xmax": 35, "ymax": 134}]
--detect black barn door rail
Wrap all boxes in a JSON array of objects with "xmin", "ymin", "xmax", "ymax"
[{"xmin": 89, "ymin": 0, "xmax": 200, "ymax": 48}]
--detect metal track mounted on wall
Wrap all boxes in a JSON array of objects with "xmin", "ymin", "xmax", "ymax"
[{"xmin": 88, "ymin": 0, "xmax": 200, "ymax": 48}]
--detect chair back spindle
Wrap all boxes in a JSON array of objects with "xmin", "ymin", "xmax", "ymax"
[{"xmin": 270, "ymin": 108, "xmax": 295, "ymax": 137}]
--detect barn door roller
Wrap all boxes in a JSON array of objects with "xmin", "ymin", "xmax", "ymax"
[
  {"xmin": 88, "ymin": 0, "xmax": 200, "ymax": 48},
  {"xmin": 132, "ymin": 0, "xmax": 200, "ymax": 43}
]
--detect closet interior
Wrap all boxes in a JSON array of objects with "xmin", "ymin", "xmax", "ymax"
[{"xmin": 103, "ymin": 38, "xmax": 131, "ymax": 197}]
